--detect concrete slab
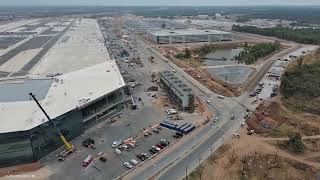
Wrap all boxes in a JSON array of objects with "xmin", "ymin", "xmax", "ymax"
[
  {"xmin": 0, "ymin": 48, "xmax": 41, "ymax": 72},
  {"xmin": 207, "ymin": 65, "xmax": 254, "ymax": 85}
]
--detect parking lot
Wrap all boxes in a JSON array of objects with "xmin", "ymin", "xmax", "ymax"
[
  {"xmin": 250, "ymin": 45, "xmax": 318, "ymax": 101},
  {"xmin": 82, "ymin": 126, "xmax": 179, "ymax": 179}
]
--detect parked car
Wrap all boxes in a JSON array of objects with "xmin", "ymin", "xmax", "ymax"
[
  {"xmin": 153, "ymin": 145, "xmax": 161, "ymax": 152},
  {"xmin": 123, "ymin": 162, "xmax": 133, "ymax": 169},
  {"xmin": 83, "ymin": 155, "xmax": 93, "ymax": 166},
  {"xmin": 114, "ymin": 148, "xmax": 122, "ymax": 155},
  {"xmin": 214, "ymin": 116, "xmax": 219, "ymax": 122},
  {"xmin": 217, "ymin": 95, "xmax": 225, "ymax": 99},
  {"xmin": 149, "ymin": 148, "xmax": 157, "ymax": 154},
  {"xmin": 112, "ymin": 139, "xmax": 122, "ymax": 148},
  {"xmin": 160, "ymin": 139, "xmax": 169, "ymax": 146},
  {"xmin": 137, "ymin": 153, "xmax": 147, "ymax": 161},
  {"xmin": 130, "ymin": 159, "xmax": 139, "ymax": 166},
  {"xmin": 156, "ymin": 144, "xmax": 164, "ymax": 149}
]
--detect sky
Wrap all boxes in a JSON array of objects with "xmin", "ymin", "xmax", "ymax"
[{"xmin": 0, "ymin": 0, "xmax": 320, "ymax": 6}]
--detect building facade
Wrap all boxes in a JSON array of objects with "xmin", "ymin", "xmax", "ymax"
[
  {"xmin": 148, "ymin": 29, "xmax": 232, "ymax": 44},
  {"xmin": 0, "ymin": 88, "xmax": 124, "ymax": 167},
  {"xmin": 159, "ymin": 71, "xmax": 195, "ymax": 111}
]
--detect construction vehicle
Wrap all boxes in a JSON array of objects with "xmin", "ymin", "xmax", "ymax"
[
  {"xmin": 29, "ymin": 93, "xmax": 75, "ymax": 156},
  {"xmin": 82, "ymin": 138, "xmax": 95, "ymax": 149}
]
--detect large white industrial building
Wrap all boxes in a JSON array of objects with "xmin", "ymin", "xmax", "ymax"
[
  {"xmin": 147, "ymin": 28, "xmax": 232, "ymax": 44},
  {"xmin": 0, "ymin": 18, "xmax": 125, "ymax": 167}
]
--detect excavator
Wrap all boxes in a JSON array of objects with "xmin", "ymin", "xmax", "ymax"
[{"xmin": 29, "ymin": 93, "xmax": 74, "ymax": 160}]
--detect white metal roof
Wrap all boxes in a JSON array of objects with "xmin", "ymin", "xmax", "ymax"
[
  {"xmin": 149, "ymin": 28, "xmax": 230, "ymax": 37},
  {"xmin": 0, "ymin": 61, "xmax": 125, "ymax": 133}
]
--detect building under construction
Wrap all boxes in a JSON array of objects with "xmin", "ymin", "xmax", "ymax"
[
  {"xmin": 159, "ymin": 71, "xmax": 195, "ymax": 111},
  {"xmin": 0, "ymin": 62, "xmax": 125, "ymax": 167},
  {"xmin": 0, "ymin": 18, "xmax": 125, "ymax": 167}
]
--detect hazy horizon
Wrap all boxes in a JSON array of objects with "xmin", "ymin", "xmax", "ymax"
[{"xmin": 0, "ymin": 0, "xmax": 320, "ymax": 6}]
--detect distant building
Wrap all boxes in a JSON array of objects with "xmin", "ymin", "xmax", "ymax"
[
  {"xmin": 147, "ymin": 28, "xmax": 232, "ymax": 44},
  {"xmin": 159, "ymin": 71, "xmax": 195, "ymax": 111},
  {"xmin": 197, "ymin": 15, "xmax": 209, "ymax": 19}
]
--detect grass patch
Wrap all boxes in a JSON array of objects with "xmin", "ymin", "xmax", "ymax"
[
  {"xmin": 267, "ymin": 123, "xmax": 298, "ymax": 138},
  {"xmin": 281, "ymin": 49, "xmax": 320, "ymax": 115}
]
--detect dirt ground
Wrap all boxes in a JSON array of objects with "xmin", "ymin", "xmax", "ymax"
[
  {"xmin": 152, "ymin": 95, "xmax": 213, "ymax": 127},
  {"xmin": 246, "ymin": 99, "xmax": 320, "ymax": 138},
  {"xmin": 188, "ymin": 128, "xmax": 320, "ymax": 180},
  {"xmin": 0, "ymin": 162, "xmax": 43, "ymax": 178}
]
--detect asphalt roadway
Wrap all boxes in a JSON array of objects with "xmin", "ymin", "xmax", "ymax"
[{"xmin": 121, "ymin": 38, "xmax": 255, "ymax": 180}]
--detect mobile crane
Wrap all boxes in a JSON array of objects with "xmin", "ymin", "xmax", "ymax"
[{"xmin": 29, "ymin": 93, "xmax": 74, "ymax": 155}]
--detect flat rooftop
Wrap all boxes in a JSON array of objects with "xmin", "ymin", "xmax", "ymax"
[
  {"xmin": 0, "ymin": 18, "xmax": 125, "ymax": 134},
  {"xmin": 149, "ymin": 28, "xmax": 230, "ymax": 37},
  {"xmin": 0, "ymin": 18, "xmax": 73, "ymax": 78},
  {"xmin": 160, "ymin": 71, "xmax": 193, "ymax": 96},
  {"xmin": 31, "ymin": 18, "xmax": 109, "ymax": 75},
  {"xmin": 0, "ymin": 61, "xmax": 125, "ymax": 134}
]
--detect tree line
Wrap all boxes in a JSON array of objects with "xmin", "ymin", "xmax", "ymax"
[
  {"xmin": 232, "ymin": 25, "xmax": 320, "ymax": 45},
  {"xmin": 234, "ymin": 42, "xmax": 281, "ymax": 64}
]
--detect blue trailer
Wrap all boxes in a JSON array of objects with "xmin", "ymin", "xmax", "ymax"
[
  {"xmin": 160, "ymin": 121, "xmax": 178, "ymax": 130},
  {"xmin": 182, "ymin": 125, "xmax": 195, "ymax": 134},
  {"xmin": 176, "ymin": 123, "xmax": 188, "ymax": 130}
]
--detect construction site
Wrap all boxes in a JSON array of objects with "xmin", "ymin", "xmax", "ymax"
[{"xmin": 0, "ymin": 12, "xmax": 319, "ymax": 180}]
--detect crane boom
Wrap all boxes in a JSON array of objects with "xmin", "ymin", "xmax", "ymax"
[{"xmin": 29, "ymin": 93, "xmax": 74, "ymax": 153}]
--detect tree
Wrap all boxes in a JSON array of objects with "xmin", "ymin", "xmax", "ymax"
[
  {"xmin": 184, "ymin": 48, "xmax": 191, "ymax": 58},
  {"xmin": 287, "ymin": 133, "xmax": 305, "ymax": 153}
]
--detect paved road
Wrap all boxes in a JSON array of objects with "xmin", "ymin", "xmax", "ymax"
[{"xmin": 121, "ymin": 37, "xmax": 255, "ymax": 180}]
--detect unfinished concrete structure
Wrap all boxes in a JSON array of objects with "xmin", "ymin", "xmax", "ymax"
[{"xmin": 159, "ymin": 71, "xmax": 195, "ymax": 111}]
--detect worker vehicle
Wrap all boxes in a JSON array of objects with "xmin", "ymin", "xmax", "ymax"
[
  {"xmin": 231, "ymin": 113, "xmax": 235, "ymax": 120},
  {"xmin": 82, "ymin": 138, "xmax": 95, "ymax": 149},
  {"xmin": 166, "ymin": 109, "xmax": 177, "ymax": 115},
  {"xmin": 248, "ymin": 129, "xmax": 255, "ymax": 135},
  {"xmin": 214, "ymin": 116, "xmax": 219, "ymax": 122}
]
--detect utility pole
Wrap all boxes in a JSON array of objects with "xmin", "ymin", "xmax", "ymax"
[
  {"xmin": 185, "ymin": 164, "xmax": 188, "ymax": 180},
  {"xmin": 242, "ymin": 154, "xmax": 246, "ymax": 175},
  {"xmin": 274, "ymin": 151, "xmax": 278, "ymax": 164}
]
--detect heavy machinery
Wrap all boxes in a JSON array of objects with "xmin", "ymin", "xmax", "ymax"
[{"xmin": 29, "ymin": 93, "xmax": 75, "ymax": 156}]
